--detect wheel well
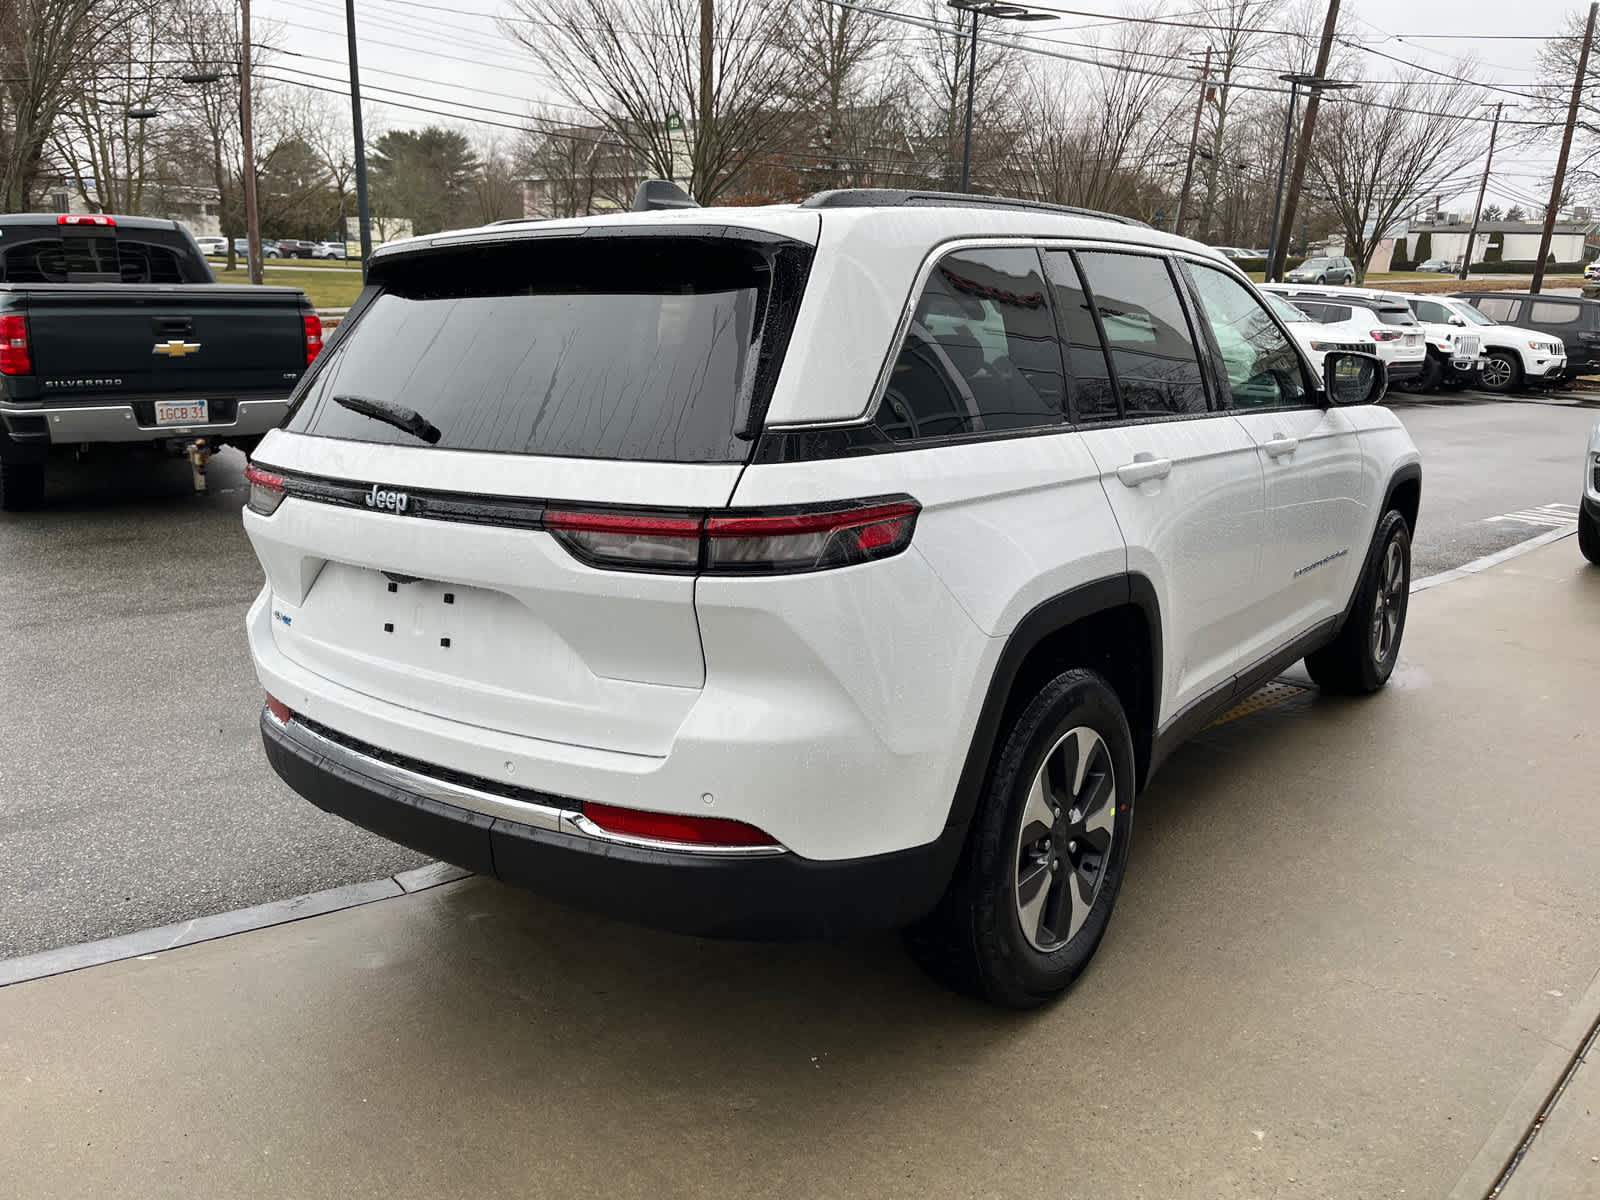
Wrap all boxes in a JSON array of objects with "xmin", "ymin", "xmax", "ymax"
[
  {"xmin": 996, "ymin": 604, "xmax": 1156, "ymax": 789},
  {"xmin": 1387, "ymin": 476, "xmax": 1420, "ymax": 535}
]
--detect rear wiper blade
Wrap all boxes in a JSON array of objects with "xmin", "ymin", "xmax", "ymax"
[{"xmin": 332, "ymin": 393, "xmax": 442, "ymax": 445}]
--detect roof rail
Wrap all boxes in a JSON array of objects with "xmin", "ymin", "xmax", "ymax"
[{"xmin": 799, "ymin": 188, "xmax": 1148, "ymax": 227}]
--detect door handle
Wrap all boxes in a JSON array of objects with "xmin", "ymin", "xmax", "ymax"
[
  {"xmin": 1116, "ymin": 455, "xmax": 1173, "ymax": 486},
  {"xmin": 1263, "ymin": 436, "xmax": 1299, "ymax": 459}
]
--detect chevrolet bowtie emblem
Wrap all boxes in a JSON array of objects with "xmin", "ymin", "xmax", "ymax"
[{"xmin": 153, "ymin": 340, "xmax": 201, "ymax": 358}]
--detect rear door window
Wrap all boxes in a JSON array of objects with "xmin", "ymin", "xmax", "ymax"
[
  {"xmin": 287, "ymin": 236, "xmax": 807, "ymax": 463},
  {"xmin": 1529, "ymin": 301, "xmax": 1580, "ymax": 325},
  {"xmin": 1074, "ymin": 251, "xmax": 1208, "ymax": 417},
  {"xmin": 870, "ymin": 247, "xmax": 1064, "ymax": 441}
]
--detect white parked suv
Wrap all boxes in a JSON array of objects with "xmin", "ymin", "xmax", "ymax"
[
  {"xmin": 243, "ymin": 187, "xmax": 1422, "ymax": 1007},
  {"xmin": 1582, "ymin": 420, "xmax": 1600, "ymax": 563},
  {"xmin": 1262, "ymin": 284, "xmax": 1428, "ymax": 386}
]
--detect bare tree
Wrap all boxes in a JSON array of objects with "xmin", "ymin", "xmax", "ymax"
[
  {"xmin": 794, "ymin": 0, "xmax": 896, "ymax": 188},
  {"xmin": 503, "ymin": 0, "xmax": 815, "ymax": 204},
  {"xmin": 471, "ymin": 134, "xmax": 523, "ymax": 224},
  {"xmin": 1307, "ymin": 74, "xmax": 1483, "ymax": 279},
  {"xmin": 1190, "ymin": 0, "xmax": 1285, "ymax": 241},
  {"xmin": 906, "ymin": 0, "xmax": 1025, "ymax": 190}
]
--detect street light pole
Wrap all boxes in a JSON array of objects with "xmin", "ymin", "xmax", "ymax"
[
  {"xmin": 345, "ymin": 0, "xmax": 373, "ymax": 271},
  {"xmin": 946, "ymin": 1, "xmax": 1055, "ymax": 194},
  {"xmin": 240, "ymin": 0, "xmax": 262, "ymax": 285}
]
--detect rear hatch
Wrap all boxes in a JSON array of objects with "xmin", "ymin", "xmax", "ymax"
[{"xmin": 248, "ymin": 224, "xmax": 817, "ymax": 756}]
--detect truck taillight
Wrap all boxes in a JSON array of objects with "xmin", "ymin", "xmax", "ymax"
[
  {"xmin": 57, "ymin": 214, "xmax": 115, "ymax": 226},
  {"xmin": 304, "ymin": 313, "xmax": 323, "ymax": 364},
  {"xmin": 543, "ymin": 497, "xmax": 921, "ymax": 574},
  {"xmin": 0, "ymin": 313, "xmax": 31, "ymax": 375},
  {"xmin": 245, "ymin": 464, "xmax": 286, "ymax": 515}
]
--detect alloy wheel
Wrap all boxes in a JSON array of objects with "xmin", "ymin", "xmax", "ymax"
[
  {"xmin": 1014, "ymin": 727, "xmax": 1117, "ymax": 953},
  {"xmin": 1482, "ymin": 356, "xmax": 1514, "ymax": 388},
  {"xmin": 1370, "ymin": 538, "xmax": 1406, "ymax": 664}
]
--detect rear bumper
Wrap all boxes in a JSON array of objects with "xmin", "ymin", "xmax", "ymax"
[
  {"xmin": 1386, "ymin": 359, "xmax": 1425, "ymax": 381},
  {"xmin": 260, "ymin": 707, "xmax": 958, "ymax": 939},
  {"xmin": 0, "ymin": 396, "xmax": 291, "ymax": 444}
]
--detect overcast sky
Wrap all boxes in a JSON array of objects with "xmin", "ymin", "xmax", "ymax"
[{"xmin": 251, "ymin": 0, "xmax": 1585, "ymax": 213}]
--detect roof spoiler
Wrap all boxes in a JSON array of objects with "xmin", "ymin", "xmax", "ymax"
[{"xmin": 632, "ymin": 180, "xmax": 699, "ymax": 212}]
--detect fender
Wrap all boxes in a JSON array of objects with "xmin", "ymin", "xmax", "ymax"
[{"xmin": 941, "ymin": 574, "xmax": 1162, "ymax": 841}]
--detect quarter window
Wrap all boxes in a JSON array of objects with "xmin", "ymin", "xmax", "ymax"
[
  {"xmin": 870, "ymin": 247, "xmax": 1064, "ymax": 442},
  {"xmin": 1187, "ymin": 264, "xmax": 1310, "ymax": 410},
  {"xmin": 1074, "ymin": 251, "xmax": 1208, "ymax": 418},
  {"xmin": 1529, "ymin": 301, "xmax": 1579, "ymax": 325}
]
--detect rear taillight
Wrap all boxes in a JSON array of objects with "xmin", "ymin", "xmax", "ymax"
[
  {"xmin": 303, "ymin": 313, "xmax": 323, "ymax": 364},
  {"xmin": 582, "ymin": 801, "xmax": 779, "ymax": 848},
  {"xmin": 245, "ymin": 464, "xmax": 286, "ymax": 515},
  {"xmin": 1369, "ymin": 329, "xmax": 1402, "ymax": 342},
  {"xmin": 57, "ymin": 214, "xmax": 115, "ymax": 226},
  {"xmin": 265, "ymin": 693, "xmax": 293, "ymax": 722},
  {"xmin": 0, "ymin": 313, "xmax": 30, "ymax": 375},
  {"xmin": 543, "ymin": 497, "xmax": 921, "ymax": 574}
]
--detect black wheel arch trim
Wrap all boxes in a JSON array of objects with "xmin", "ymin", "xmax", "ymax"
[{"xmin": 943, "ymin": 574, "xmax": 1162, "ymax": 842}]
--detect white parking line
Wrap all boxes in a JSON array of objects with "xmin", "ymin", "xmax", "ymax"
[{"xmin": 1484, "ymin": 502, "xmax": 1580, "ymax": 529}]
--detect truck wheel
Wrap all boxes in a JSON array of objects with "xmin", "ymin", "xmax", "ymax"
[
  {"xmin": 904, "ymin": 669, "xmax": 1137, "ymax": 1009},
  {"xmin": 0, "ymin": 459, "xmax": 45, "ymax": 511},
  {"xmin": 1305, "ymin": 510, "xmax": 1411, "ymax": 694},
  {"xmin": 1480, "ymin": 351, "xmax": 1522, "ymax": 393},
  {"xmin": 1580, "ymin": 504, "xmax": 1600, "ymax": 565}
]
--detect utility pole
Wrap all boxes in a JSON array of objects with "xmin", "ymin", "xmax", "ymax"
[
  {"xmin": 1265, "ymin": 79, "xmax": 1299, "ymax": 280},
  {"xmin": 1533, "ymin": 0, "xmax": 1596, "ymax": 294},
  {"xmin": 697, "ymin": 0, "xmax": 713, "ymax": 200},
  {"xmin": 240, "ymin": 0, "xmax": 262, "ymax": 285},
  {"xmin": 346, "ymin": 0, "xmax": 372, "ymax": 273},
  {"xmin": 1459, "ymin": 102, "xmax": 1506, "ymax": 282},
  {"xmin": 1269, "ymin": 0, "xmax": 1341, "ymax": 283},
  {"xmin": 960, "ymin": 6, "xmax": 979, "ymax": 192},
  {"xmin": 1173, "ymin": 46, "xmax": 1212, "ymax": 238}
]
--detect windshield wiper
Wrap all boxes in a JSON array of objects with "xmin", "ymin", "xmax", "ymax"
[{"xmin": 332, "ymin": 393, "xmax": 442, "ymax": 445}]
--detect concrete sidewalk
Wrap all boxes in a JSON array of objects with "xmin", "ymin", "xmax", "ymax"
[{"xmin": 2, "ymin": 540, "xmax": 1597, "ymax": 1199}]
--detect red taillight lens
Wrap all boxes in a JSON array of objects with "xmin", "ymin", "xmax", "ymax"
[
  {"xmin": 303, "ymin": 313, "xmax": 323, "ymax": 364},
  {"xmin": 245, "ymin": 463, "xmax": 286, "ymax": 515},
  {"xmin": 0, "ymin": 313, "xmax": 31, "ymax": 375},
  {"xmin": 265, "ymin": 694, "xmax": 293, "ymax": 722},
  {"xmin": 583, "ymin": 802, "xmax": 779, "ymax": 848},
  {"xmin": 57, "ymin": 214, "xmax": 115, "ymax": 226},
  {"xmin": 543, "ymin": 497, "xmax": 921, "ymax": 574},
  {"xmin": 704, "ymin": 499, "xmax": 921, "ymax": 573},
  {"xmin": 1370, "ymin": 329, "xmax": 1402, "ymax": 342},
  {"xmin": 544, "ymin": 508, "xmax": 703, "ymax": 569}
]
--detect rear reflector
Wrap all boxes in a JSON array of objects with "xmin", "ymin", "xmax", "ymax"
[
  {"xmin": 583, "ymin": 802, "xmax": 779, "ymax": 848},
  {"xmin": 265, "ymin": 694, "xmax": 293, "ymax": 722},
  {"xmin": 57, "ymin": 214, "xmax": 115, "ymax": 226},
  {"xmin": 245, "ymin": 464, "xmax": 286, "ymax": 515},
  {"xmin": 303, "ymin": 313, "xmax": 324, "ymax": 364},
  {"xmin": 544, "ymin": 497, "xmax": 920, "ymax": 574},
  {"xmin": 0, "ymin": 313, "xmax": 31, "ymax": 375}
]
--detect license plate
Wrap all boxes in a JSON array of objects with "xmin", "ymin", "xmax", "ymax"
[
  {"xmin": 1405, "ymin": 334, "xmax": 1420, "ymax": 345},
  {"xmin": 155, "ymin": 400, "xmax": 208, "ymax": 425}
]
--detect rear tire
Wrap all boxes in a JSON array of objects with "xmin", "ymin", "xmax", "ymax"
[
  {"xmin": 904, "ymin": 669, "xmax": 1137, "ymax": 1009},
  {"xmin": 1580, "ymin": 504, "xmax": 1600, "ymax": 564},
  {"xmin": 1480, "ymin": 351, "xmax": 1522, "ymax": 394},
  {"xmin": 1305, "ymin": 510, "xmax": 1411, "ymax": 694},
  {"xmin": 0, "ymin": 458, "xmax": 44, "ymax": 511}
]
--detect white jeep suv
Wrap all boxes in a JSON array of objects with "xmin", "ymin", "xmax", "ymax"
[{"xmin": 243, "ymin": 187, "xmax": 1421, "ymax": 1007}]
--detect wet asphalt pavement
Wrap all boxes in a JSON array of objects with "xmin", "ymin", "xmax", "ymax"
[{"xmin": 1, "ymin": 391, "xmax": 1596, "ymax": 959}]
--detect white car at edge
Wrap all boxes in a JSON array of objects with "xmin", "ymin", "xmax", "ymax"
[{"xmin": 243, "ymin": 186, "xmax": 1420, "ymax": 1008}]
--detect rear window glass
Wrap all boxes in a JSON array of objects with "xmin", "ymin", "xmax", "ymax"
[
  {"xmin": 0, "ymin": 230, "xmax": 208, "ymax": 284},
  {"xmin": 1529, "ymin": 301, "xmax": 1579, "ymax": 325},
  {"xmin": 287, "ymin": 237, "xmax": 802, "ymax": 463}
]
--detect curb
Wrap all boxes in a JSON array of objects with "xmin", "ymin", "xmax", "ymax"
[
  {"xmin": 0, "ymin": 861, "xmax": 472, "ymax": 989},
  {"xmin": 1411, "ymin": 526, "xmax": 1577, "ymax": 594}
]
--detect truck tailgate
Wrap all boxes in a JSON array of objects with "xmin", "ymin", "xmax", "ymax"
[{"xmin": 22, "ymin": 285, "xmax": 308, "ymax": 395}]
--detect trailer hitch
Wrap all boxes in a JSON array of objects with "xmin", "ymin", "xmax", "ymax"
[{"xmin": 185, "ymin": 438, "xmax": 211, "ymax": 493}]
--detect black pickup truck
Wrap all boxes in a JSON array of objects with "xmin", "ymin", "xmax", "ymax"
[{"xmin": 0, "ymin": 213, "xmax": 321, "ymax": 509}]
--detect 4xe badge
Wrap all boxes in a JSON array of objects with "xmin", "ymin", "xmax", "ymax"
[{"xmin": 365, "ymin": 484, "xmax": 410, "ymax": 513}]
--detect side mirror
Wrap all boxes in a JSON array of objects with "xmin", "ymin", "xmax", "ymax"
[
  {"xmin": 1449, "ymin": 315, "xmax": 1466, "ymax": 326},
  {"xmin": 1324, "ymin": 352, "xmax": 1387, "ymax": 406}
]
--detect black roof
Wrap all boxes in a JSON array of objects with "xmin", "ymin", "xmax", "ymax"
[{"xmin": 799, "ymin": 188, "xmax": 1147, "ymax": 227}]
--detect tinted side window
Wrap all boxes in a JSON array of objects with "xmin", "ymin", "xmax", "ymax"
[
  {"xmin": 1529, "ymin": 301, "xmax": 1579, "ymax": 325},
  {"xmin": 1041, "ymin": 250, "xmax": 1118, "ymax": 422},
  {"xmin": 871, "ymin": 247, "xmax": 1064, "ymax": 440},
  {"xmin": 1075, "ymin": 251, "xmax": 1207, "ymax": 418},
  {"xmin": 1187, "ymin": 264, "xmax": 1310, "ymax": 410},
  {"xmin": 1475, "ymin": 297, "xmax": 1518, "ymax": 323},
  {"xmin": 1414, "ymin": 299, "xmax": 1453, "ymax": 324}
]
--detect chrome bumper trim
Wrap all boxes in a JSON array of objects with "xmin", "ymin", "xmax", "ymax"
[{"xmin": 2, "ymin": 398, "xmax": 292, "ymax": 443}]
